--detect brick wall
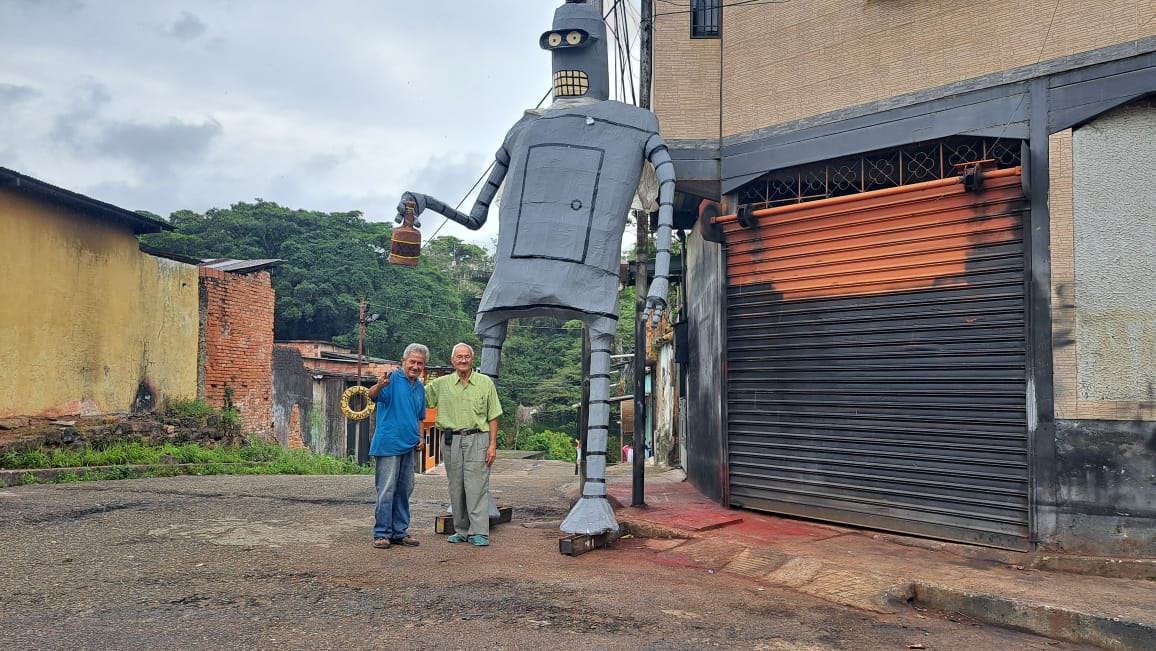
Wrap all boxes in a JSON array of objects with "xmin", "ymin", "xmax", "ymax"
[
  {"xmin": 199, "ymin": 268, "xmax": 276, "ymax": 436},
  {"xmin": 654, "ymin": 0, "xmax": 1156, "ymax": 139}
]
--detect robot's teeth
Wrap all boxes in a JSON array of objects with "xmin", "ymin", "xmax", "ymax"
[{"xmin": 552, "ymin": 70, "xmax": 589, "ymax": 96}]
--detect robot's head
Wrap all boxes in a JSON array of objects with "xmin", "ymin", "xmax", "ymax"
[{"xmin": 540, "ymin": 0, "xmax": 609, "ymax": 101}]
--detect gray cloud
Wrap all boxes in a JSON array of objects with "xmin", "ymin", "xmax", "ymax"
[
  {"xmin": 12, "ymin": 0, "xmax": 84, "ymax": 12},
  {"xmin": 405, "ymin": 152, "xmax": 490, "ymax": 209},
  {"xmin": 50, "ymin": 82, "xmax": 110, "ymax": 144},
  {"xmin": 0, "ymin": 83, "xmax": 40, "ymax": 106},
  {"xmin": 95, "ymin": 117, "xmax": 223, "ymax": 170},
  {"xmin": 0, "ymin": 0, "xmax": 607, "ymax": 249},
  {"xmin": 166, "ymin": 11, "xmax": 206, "ymax": 41}
]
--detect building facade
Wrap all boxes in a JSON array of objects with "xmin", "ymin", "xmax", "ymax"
[
  {"xmin": 0, "ymin": 168, "xmax": 198, "ymax": 419},
  {"xmin": 655, "ymin": 1, "xmax": 1156, "ymax": 554}
]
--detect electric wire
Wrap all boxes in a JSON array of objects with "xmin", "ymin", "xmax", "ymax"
[
  {"xmin": 653, "ymin": 0, "xmax": 788, "ymax": 19},
  {"xmin": 423, "ymin": 0, "xmax": 631, "ymax": 246},
  {"xmin": 987, "ymin": 0, "xmax": 1062, "ymax": 152},
  {"xmin": 375, "ymin": 304, "xmax": 588, "ymax": 331}
]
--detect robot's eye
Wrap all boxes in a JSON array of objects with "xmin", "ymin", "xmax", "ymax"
[
  {"xmin": 566, "ymin": 31, "xmax": 583, "ymax": 45},
  {"xmin": 547, "ymin": 32, "xmax": 562, "ymax": 47}
]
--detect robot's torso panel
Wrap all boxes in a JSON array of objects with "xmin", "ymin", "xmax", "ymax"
[{"xmin": 479, "ymin": 100, "xmax": 660, "ymax": 322}]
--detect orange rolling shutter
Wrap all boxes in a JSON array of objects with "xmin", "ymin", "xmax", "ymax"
[{"xmin": 722, "ymin": 168, "xmax": 1031, "ymax": 550}]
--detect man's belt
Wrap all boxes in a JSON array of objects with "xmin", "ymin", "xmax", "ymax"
[{"xmin": 442, "ymin": 428, "xmax": 481, "ymax": 447}]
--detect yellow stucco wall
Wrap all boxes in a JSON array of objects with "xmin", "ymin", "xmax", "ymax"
[
  {"xmin": 0, "ymin": 190, "xmax": 199, "ymax": 418},
  {"xmin": 655, "ymin": 0, "xmax": 1156, "ymax": 140}
]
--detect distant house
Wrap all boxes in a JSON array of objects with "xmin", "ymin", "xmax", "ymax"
[
  {"xmin": 653, "ymin": 2, "xmax": 1156, "ymax": 555},
  {"xmin": 0, "ymin": 167, "xmax": 199, "ymax": 419},
  {"xmin": 272, "ymin": 341, "xmax": 446, "ymax": 471}
]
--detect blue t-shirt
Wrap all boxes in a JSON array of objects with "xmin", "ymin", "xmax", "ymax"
[{"xmin": 369, "ymin": 369, "xmax": 426, "ymax": 457}]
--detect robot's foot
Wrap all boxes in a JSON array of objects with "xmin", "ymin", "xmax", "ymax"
[{"xmin": 560, "ymin": 496, "xmax": 619, "ymax": 535}]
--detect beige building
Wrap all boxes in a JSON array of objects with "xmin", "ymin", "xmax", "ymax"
[
  {"xmin": 0, "ymin": 167, "xmax": 199, "ymax": 419},
  {"xmin": 655, "ymin": 1, "xmax": 1156, "ymax": 555}
]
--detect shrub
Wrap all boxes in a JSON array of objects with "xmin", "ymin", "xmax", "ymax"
[{"xmin": 520, "ymin": 428, "xmax": 577, "ymax": 463}]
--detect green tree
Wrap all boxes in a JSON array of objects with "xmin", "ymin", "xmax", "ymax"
[{"xmin": 139, "ymin": 200, "xmax": 476, "ymax": 363}]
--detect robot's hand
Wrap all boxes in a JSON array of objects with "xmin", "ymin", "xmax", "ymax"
[
  {"xmin": 642, "ymin": 277, "xmax": 670, "ymax": 328},
  {"xmin": 395, "ymin": 192, "xmax": 428, "ymax": 224}
]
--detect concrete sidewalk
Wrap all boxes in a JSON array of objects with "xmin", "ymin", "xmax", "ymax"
[{"xmin": 607, "ymin": 465, "xmax": 1156, "ymax": 651}]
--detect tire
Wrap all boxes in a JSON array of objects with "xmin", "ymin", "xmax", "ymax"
[{"xmin": 341, "ymin": 385, "xmax": 376, "ymax": 421}]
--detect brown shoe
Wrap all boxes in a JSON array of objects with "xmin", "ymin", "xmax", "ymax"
[
  {"xmin": 372, "ymin": 538, "xmax": 391, "ymax": 549},
  {"xmin": 391, "ymin": 537, "xmax": 420, "ymax": 547}
]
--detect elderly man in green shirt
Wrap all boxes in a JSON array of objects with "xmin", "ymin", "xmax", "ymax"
[{"xmin": 426, "ymin": 342, "xmax": 503, "ymax": 546}]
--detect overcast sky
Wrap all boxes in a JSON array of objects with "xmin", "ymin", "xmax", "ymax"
[{"xmin": 0, "ymin": 0, "xmax": 640, "ymax": 249}]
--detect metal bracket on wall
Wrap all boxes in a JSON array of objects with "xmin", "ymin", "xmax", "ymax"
[
  {"xmin": 962, "ymin": 166, "xmax": 985, "ymax": 193},
  {"xmin": 736, "ymin": 203, "xmax": 756, "ymax": 228}
]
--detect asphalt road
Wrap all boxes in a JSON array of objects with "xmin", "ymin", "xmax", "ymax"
[{"xmin": 0, "ymin": 459, "xmax": 1098, "ymax": 650}]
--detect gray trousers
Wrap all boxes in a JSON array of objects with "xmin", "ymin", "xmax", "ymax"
[{"xmin": 444, "ymin": 431, "xmax": 491, "ymax": 537}]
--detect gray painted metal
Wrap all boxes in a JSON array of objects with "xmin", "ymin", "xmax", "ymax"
[
  {"xmin": 723, "ymin": 87, "xmax": 1031, "ymax": 192},
  {"xmin": 1026, "ymin": 80, "xmax": 1059, "ymax": 548},
  {"xmin": 396, "ymin": 0, "xmax": 675, "ymax": 536},
  {"xmin": 725, "ymin": 180, "xmax": 1032, "ymax": 550},
  {"xmin": 661, "ymin": 43, "xmax": 1156, "ymax": 197},
  {"xmin": 684, "ymin": 214, "xmax": 728, "ymax": 503}
]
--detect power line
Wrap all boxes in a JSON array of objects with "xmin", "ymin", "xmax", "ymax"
[
  {"xmin": 421, "ymin": 0, "xmax": 636, "ymax": 248},
  {"xmin": 654, "ymin": 0, "xmax": 789, "ymax": 19},
  {"xmin": 376, "ymin": 304, "xmax": 588, "ymax": 331},
  {"xmin": 988, "ymin": 0, "xmax": 1062, "ymax": 151}
]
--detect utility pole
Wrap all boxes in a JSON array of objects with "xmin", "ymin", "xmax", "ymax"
[
  {"xmin": 357, "ymin": 296, "xmax": 366, "ymax": 386},
  {"xmin": 632, "ymin": 0, "xmax": 653, "ymax": 508}
]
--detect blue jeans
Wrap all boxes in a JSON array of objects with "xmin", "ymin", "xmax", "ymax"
[{"xmin": 373, "ymin": 449, "xmax": 415, "ymax": 540}]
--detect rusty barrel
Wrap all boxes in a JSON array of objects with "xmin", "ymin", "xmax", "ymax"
[{"xmin": 389, "ymin": 223, "xmax": 421, "ymax": 266}]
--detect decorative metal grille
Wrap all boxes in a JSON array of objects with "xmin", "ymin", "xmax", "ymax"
[{"xmin": 736, "ymin": 137, "xmax": 1022, "ymax": 209}]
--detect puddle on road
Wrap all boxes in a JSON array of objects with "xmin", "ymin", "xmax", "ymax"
[{"xmin": 148, "ymin": 517, "xmax": 364, "ymax": 548}]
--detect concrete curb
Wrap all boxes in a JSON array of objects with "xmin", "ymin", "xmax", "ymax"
[
  {"xmin": 618, "ymin": 514, "xmax": 1155, "ymax": 650},
  {"xmin": 913, "ymin": 582, "xmax": 1156, "ymax": 651}
]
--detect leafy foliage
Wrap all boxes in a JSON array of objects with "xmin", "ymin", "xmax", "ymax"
[
  {"xmin": 1, "ymin": 440, "xmax": 369, "ymax": 480},
  {"xmin": 140, "ymin": 201, "xmax": 476, "ymax": 364},
  {"xmin": 140, "ymin": 199, "xmax": 648, "ymax": 446},
  {"xmin": 517, "ymin": 428, "xmax": 578, "ymax": 463}
]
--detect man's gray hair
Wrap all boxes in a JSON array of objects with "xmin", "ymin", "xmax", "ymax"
[
  {"xmin": 402, "ymin": 343, "xmax": 429, "ymax": 361},
  {"xmin": 451, "ymin": 342, "xmax": 475, "ymax": 357}
]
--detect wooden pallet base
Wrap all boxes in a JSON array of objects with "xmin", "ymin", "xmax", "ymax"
[
  {"xmin": 559, "ymin": 531, "xmax": 620, "ymax": 556},
  {"xmin": 435, "ymin": 506, "xmax": 513, "ymax": 534}
]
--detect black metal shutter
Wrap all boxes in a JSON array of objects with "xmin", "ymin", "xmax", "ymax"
[{"xmin": 724, "ymin": 169, "xmax": 1030, "ymax": 550}]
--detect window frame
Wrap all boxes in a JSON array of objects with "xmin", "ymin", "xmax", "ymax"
[{"xmin": 690, "ymin": 0, "xmax": 721, "ymax": 39}]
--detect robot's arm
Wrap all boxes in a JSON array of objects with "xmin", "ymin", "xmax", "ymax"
[
  {"xmin": 643, "ymin": 133, "xmax": 675, "ymax": 327},
  {"xmin": 396, "ymin": 147, "xmax": 511, "ymax": 230}
]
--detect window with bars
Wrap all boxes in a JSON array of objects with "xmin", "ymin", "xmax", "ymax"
[
  {"xmin": 691, "ymin": 0, "xmax": 720, "ymax": 38},
  {"xmin": 735, "ymin": 137, "xmax": 1023, "ymax": 209}
]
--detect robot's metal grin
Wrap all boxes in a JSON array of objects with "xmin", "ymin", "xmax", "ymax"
[{"xmin": 553, "ymin": 70, "xmax": 589, "ymax": 96}]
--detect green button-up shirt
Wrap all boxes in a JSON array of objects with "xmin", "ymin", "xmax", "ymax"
[{"xmin": 425, "ymin": 371, "xmax": 502, "ymax": 432}]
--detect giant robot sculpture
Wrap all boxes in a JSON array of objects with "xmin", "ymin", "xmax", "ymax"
[{"xmin": 398, "ymin": 0, "xmax": 674, "ymax": 535}]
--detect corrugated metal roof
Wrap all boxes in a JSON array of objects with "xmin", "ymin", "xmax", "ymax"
[
  {"xmin": 200, "ymin": 258, "xmax": 283, "ymax": 273},
  {"xmin": 0, "ymin": 166, "xmax": 172, "ymax": 234}
]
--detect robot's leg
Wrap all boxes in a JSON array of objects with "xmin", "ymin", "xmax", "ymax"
[
  {"xmin": 561, "ymin": 316, "xmax": 619, "ymax": 535},
  {"xmin": 475, "ymin": 314, "xmax": 509, "ymax": 379}
]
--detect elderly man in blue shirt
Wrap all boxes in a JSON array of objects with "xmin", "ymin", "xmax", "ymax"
[{"xmin": 367, "ymin": 343, "xmax": 428, "ymax": 549}]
